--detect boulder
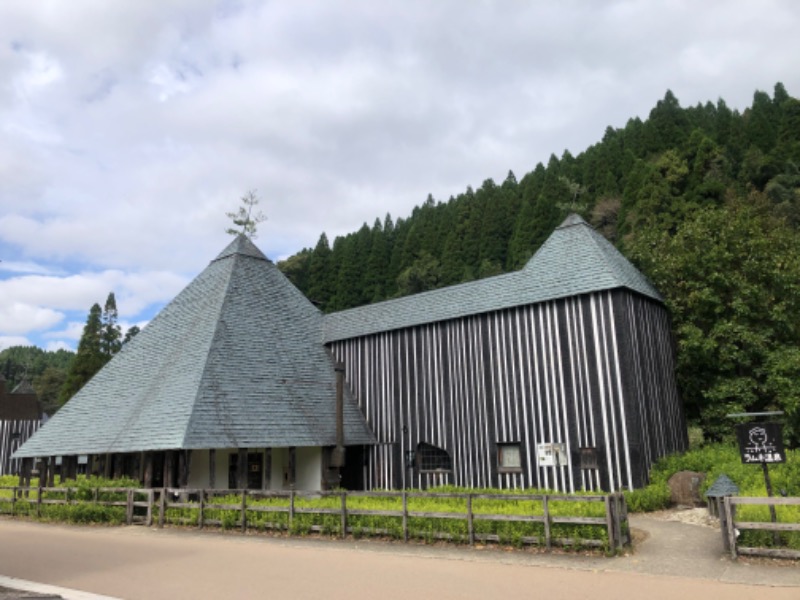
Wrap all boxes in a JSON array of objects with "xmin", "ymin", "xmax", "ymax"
[{"xmin": 667, "ymin": 471, "xmax": 706, "ymax": 507}]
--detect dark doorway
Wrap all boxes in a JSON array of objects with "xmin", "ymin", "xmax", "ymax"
[
  {"xmin": 151, "ymin": 452, "xmax": 165, "ymax": 488},
  {"xmin": 229, "ymin": 452, "xmax": 264, "ymax": 489},
  {"xmin": 247, "ymin": 452, "xmax": 263, "ymax": 489},
  {"xmin": 339, "ymin": 445, "xmax": 366, "ymax": 490}
]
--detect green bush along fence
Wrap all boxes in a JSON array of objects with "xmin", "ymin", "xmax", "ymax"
[
  {"xmin": 0, "ymin": 485, "xmax": 153, "ymax": 524},
  {"xmin": 0, "ymin": 486, "xmax": 629, "ymax": 552},
  {"xmin": 722, "ymin": 496, "xmax": 800, "ymax": 560}
]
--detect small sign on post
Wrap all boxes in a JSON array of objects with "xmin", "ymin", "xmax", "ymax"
[
  {"xmin": 735, "ymin": 422, "xmax": 785, "ymax": 465},
  {"xmin": 734, "ymin": 419, "xmax": 784, "ymax": 545}
]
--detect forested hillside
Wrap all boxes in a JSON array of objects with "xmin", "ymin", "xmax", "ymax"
[
  {"xmin": 0, "ymin": 346, "xmax": 74, "ymax": 415},
  {"xmin": 279, "ymin": 83, "xmax": 800, "ymax": 445}
]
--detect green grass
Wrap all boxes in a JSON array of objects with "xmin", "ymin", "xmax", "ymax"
[{"xmin": 624, "ymin": 443, "xmax": 800, "ymax": 550}]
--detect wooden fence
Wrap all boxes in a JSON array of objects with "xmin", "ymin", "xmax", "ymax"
[
  {"xmin": 722, "ymin": 496, "xmax": 800, "ymax": 560},
  {"xmin": 0, "ymin": 486, "xmax": 154, "ymax": 524},
  {"xmin": 0, "ymin": 487, "xmax": 629, "ymax": 552}
]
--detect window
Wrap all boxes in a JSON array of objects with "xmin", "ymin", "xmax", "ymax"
[
  {"xmin": 416, "ymin": 442, "xmax": 452, "ymax": 472},
  {"xmin": 498, "ymin": 443, "xmax": 522, "ymax": 472}
]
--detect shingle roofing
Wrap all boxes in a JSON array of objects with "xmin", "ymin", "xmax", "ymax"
[
  {"xmin": 322, "ymin": 214, "xmax": 662, "ymax": 342},
  {"xmin": 15, "ymin": 235, "xmax": 374, "ymax": 458},
  {"xmin": 0, "ymin": 380, "xmax": 42, "ymax": 421}
]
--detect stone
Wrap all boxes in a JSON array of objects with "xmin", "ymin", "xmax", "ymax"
[{"xmin": 668, "ymin": 470, "xmax": 706, "ymax": 507}]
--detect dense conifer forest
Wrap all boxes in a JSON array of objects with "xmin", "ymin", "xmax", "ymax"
[{"xmin": 278, "ymin": 83, "xmax": 800, "ymax": 446}]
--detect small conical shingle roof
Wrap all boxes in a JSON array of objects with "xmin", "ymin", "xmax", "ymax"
[{"xmin": 15, "ymin": 235, "xmax": 374, "ymax": 458}]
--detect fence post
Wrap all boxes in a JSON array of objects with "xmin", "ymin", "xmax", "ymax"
[
  {"xmin": 467, "ymin": 494, "xmax": 475, "ymax": 546},
  {"xmin": 11, "ymin": 487, "xmax": 16, "ymax": 514},
  {"xmin": 604, "ymin": 495, "xmax": 616, "ymax": 552},
  {"xmin": 36, "ymin": 484, "xmax": 42, "ymax": 518},
  {"xmin": 241, "ymin": 490, "xmax": 247, "ymax": 533},
  {"xmin": 543, "ymin": 495, "xmax": 551, "ymax": 551},
  {"xmin": 723, "ymin": 497, "xmax": 737, "ymax": 559},
  {"xmin": 288, "ymin": 490, "xmax": 295, "ymax": 532},
  {"xmin": 126, "ymin": 489, "xmax": 134, "ymax": 525},
  {"xmin": 718, "ymin": 497, "xmax": 731, "ymax": 553},
  {"xmin": 340, "ymin": 491, "xmax": 347, "ymax": 538},
  {"xmin": 402, "ymin": 491, "xmax": 409, "ymax": 543},
  {"xmin": 612, "ymin": 494, "xmax": 623, "ymax": 550},
  {"xmin": 146, "ymin": 489, "xmax": 154, "ymax": 527},
  {"xmin": 65, "ymin": 487, "xmax": 70, "ymax": 506},
  {"xmin": 198, "ymin": 489, "xmax": 205, "ymax": 529},
  {"xmin": 158, "ymin": 488, "xmax": 166, "ymax": 528}
]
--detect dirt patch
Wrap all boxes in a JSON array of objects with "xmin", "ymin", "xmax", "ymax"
[{"xmin": 644, "ymin": 507, "xmax": 720, "ymax": 529}]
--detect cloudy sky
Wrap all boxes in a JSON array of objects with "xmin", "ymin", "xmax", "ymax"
[{"xmin": 1, "ymin": 0, "xmax": 798, "ymax": 352}]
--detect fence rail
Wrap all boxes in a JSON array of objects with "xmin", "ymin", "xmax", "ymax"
[
  {"xmin": 0, "ymin": 486, "xmax": 629, "ymax": 552},
  {"xmin": 722, "ymin": 496, "xmax": 800, "ymax": 560}
]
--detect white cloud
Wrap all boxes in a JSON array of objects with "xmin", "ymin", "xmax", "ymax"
[
  {"xmin": 0, "ymin": 302, "xmax": 63, "ymax": 335},
  {"xmin": 42, "ymin": 321, "xmax": 84, "ymax": 343},
  {"xmin": 44, "ymin": 340, "xmax": 73, "ymax": 352},
  {"xmin": 0, "ymin": 269, "xmax": 188, "ymax": 341},
  {"xmin": 0, "ymin": 0, "xmax": 799, "ymax": 348},
  {"xmin": 0, "ymin": 336, "xmax": 32, "ymax": 351}
]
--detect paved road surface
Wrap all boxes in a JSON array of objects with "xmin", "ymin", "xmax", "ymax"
[{"xmin": 1, "ymin": 517, "xmax": 797, "ymax": 600}]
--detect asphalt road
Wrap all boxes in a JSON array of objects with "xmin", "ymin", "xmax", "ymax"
[{"xmin": 1, "ymin": 518, "xmax": 798, "ymax": 600}]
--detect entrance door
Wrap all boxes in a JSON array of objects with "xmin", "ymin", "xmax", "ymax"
[{"xmin": 339, "ymin": 445, "xmax": 366, "ymax": 490}]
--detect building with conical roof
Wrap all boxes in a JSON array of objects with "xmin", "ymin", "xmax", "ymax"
[
  {"xmin": 0, "ymin": 375, "xmax": 44, "ymax": 476},
  {"xmin": 15, "ymin": 216, "xmax": 686, "ymax": 491}
]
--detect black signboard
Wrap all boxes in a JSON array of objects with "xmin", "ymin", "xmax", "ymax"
[{"xmin": 736, "ymin": 422, "xmax": 785, "ymax": 464}]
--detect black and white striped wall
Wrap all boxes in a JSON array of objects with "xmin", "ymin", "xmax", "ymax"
[
  {"xmin": 328, "ymin": 289, "xmax": 687, "ymax": 492},
  {"xmin": 0, "ymin": 419, "xmax": 42, "ymax": 477}
]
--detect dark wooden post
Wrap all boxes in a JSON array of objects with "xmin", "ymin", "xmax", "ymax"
[
  {"xmin": 178, "ymin": 450, "xmax": 189, "ymax": 488},
  {"xmin": 164, "ymin": 451, "xmax": 174, "ymax": 489},
  {"xmin": 208, "ymin": 449, "xmax": 216, "ymax": 489},
  {"xmin": 264, "ymin": 449, "xmax": 271, "ymax": 490},
  {"xmin": 237, "ymin": 448, "xmax": 247, "ymax": 490},
  {"xmin": 38, "ymin": 459, "xmax": 49, "ymax": 490},
  {"xmin": 288, "ymin": 447, "xmax": 296, "ymax": 488},
  {"xmin": 59, "ymin": 456, "xmax": 68, "ymax": 483},
  {"xmin": 103, "ymin": 453, "xmax": 112, "ymax": 478},
  {"xmin": 47, "ymin": 456, "xmax": 55, "ymax": 487},
  {"xmin": 143, "ymin": 453, "xmax": 153, "ymax": 488},
  {"xmin": 113, "ymin": 454, "xmax": 124, "ymax": 480}
]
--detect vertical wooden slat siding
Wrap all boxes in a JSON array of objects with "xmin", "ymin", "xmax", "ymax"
[
  {"xmin": 0, "ymin": 419, "xmax": 42, "ymax": 476},
  {"xmin": 329, "ymin": 290, "xmax": 684, "ymax": 492}
]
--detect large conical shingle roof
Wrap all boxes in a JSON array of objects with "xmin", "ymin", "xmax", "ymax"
[{"xmin": 15, "ymin": 236, "xmax": 374, "ymax": 458}]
